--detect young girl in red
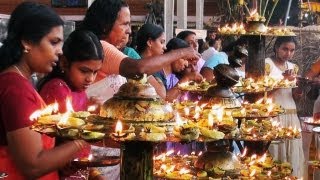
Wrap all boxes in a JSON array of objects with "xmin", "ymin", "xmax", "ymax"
[
  {"xmin": 38, "ymin": 30, "xmax": 104, "ymax": 178},
  {"xmin": 38, "ymin": 30, "xmax": 103, "ymax": 113}
]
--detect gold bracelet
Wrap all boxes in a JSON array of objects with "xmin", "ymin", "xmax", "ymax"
[{"xmin": 73, "ymin": 140, "xmax": 84, "ymax": 151}]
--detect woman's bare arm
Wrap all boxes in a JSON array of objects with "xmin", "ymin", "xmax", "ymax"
[
  {"xmin": 119, "ymin": 47, "xmax": 200, "ymax": 78},
  {"xmin": 7, "ymin": 128, "xmax": 86, "ymax": 179},
  {"xmin": 148, "ymin": 76, "xmax": 166, "ymax": 99}
]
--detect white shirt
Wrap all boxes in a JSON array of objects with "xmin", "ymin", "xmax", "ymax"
[{"xmin": 202, "ymin": 47, "xmax": 218, "ymax": 61}]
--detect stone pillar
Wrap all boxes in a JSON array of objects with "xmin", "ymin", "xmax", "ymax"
[
  {"xmin": 164, "ymin": 0, "xmax": 175, "ymax": 41},
  {"xmin": 177, "ymin": 0, "xmax": 187, "ymax": 29},
  {"xmin": 88, "ymin": 0, "xmax": 95, "ymax": 7},
  {"xmin": 196, "ymin": 0, "xmax": 204, "ymax": 29}
]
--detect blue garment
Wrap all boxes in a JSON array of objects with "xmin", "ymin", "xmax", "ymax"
[
  {"xmin": 153, "ymin": 71, "xmax": 179, "ymax": 90},
  {"xmin": 203, "ymin": 52, "xmax": 229, "ymax": 69},
  {"xmin": 123, "ymin": 47, "xmax": 141, "ymax": 59}
]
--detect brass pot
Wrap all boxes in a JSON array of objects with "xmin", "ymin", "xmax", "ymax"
[{"xmin": 214, "ymin": 64, "xmax": 240, "ymax": 87}]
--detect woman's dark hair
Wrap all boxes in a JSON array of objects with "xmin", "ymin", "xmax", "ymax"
[
  {"xmin": 81, "ymin": 0, "xmax": 128, "ymax": 39},
  {"xmin": 198, "ymin": 39, "xmax": 205, "ymax": 54},
  {"xmin": 273, "ymin": 36, "xmax": 298, "ymax": 53},
  {"xmin": 176, "ymin": 30, "xmax": 196, "ymax": 41},
  {"xmin": 0, "ymin": 2, "xmax": 64, "ymax": 71},
  {"xmin": 37, "ymin": 30, "xmax": 104, "ymax": 90},
  {"xmin": 136, "ymin": 24, "xmax": 164, "ymax": 54},
  {"xmin": 165, "ymin": 38, "xmax": 189, "ymax": 53}
]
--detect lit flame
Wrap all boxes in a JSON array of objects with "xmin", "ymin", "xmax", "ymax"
[
  {"xmin": 240, "ymin": 108, "xmax": 246, "ymax": 115},
  {"xmin": 240, "ymin": 148, "xmax": 247, "ymax": 157},
  {"xmin": 166, "ymin": 165, "xmax": 175, "ymax": 173},
  {"xmin": 208, "ymin": 113, "xmax": 214, "ymax": 128},
  {"xmin": 58, "ymin": 98, "xmax": 74, "ymax": 125},
  {"xmin": 166, "ymin": 150, "xmax": 174, "ymax": 156},
  {"xmin": 249, "ymin": 9, "xmax": 257, "ymax": 17},
  {"xmin": 165, "ymin": 104, "xmax": 173, "ymax": 112},
  {"xmin": 184, "ymin": 107, "xmax": 190, "ymax": 116},
  {"xmin": 29, "ymin": 102, "xmax": 59, "ymax": 121},
  {"xmin": 251, "ymin": 154, "xmax": 257, "ymax": 160},
  {"xmin": 179, "ymin": 168, "xmax": 190, "ymax": 175},
  {"xmin": 200, "ymin": 103, "xmax": 207, "ymax": 109},
  {"xmin": 256, "ymin": 98, "xmax": 264, "ymax": 104},
  {"xmin": 267, "ymin": 104, "xmax": 274, "ymax": 113},
  {"xmin": 115, "ymin": 120, "xmax": 122, "ymax": 134},
  {"xmin": 155, "ymin": 153, "xmax": 165, "ymax": 160},
  {"xmin": 266, "ymin": 98, "xmax": 273, "ymax": 104},
  {"xmin": 29, "ymin": 110, "xmax": 42, "ymax": 121},
  {"xmin": 87, "ymin": 105, "xmax": 97, "ymax": 112},
  {"xmin": 88, "ymin": 154, "xmax": 93, "ymax": 161},
  {"xmin": 193, "ymin": 112, "xmax": 200, "ymax": 119},
  {"xmin": 195, "ymin": 106, "xmax": 201, "ymax": 113},
  {"xmin": 160, "ymin": 164, "xmax": 167, "ymax": 171},
  {"xmin": 258, "ymin": 153, "xmax": 267, "ymax": 163},
  {"xmin": 66, "ymin": 97, "xmax": 74, "ymax": 112},
  {"xmin": 198, "ymin": 151, "xmax": 202, "ymax": 156},
  {"xmin": 271, "ymin": 120, "xmax": 280, "ymax": 127},
  {"xmin": 176, "ymin": 113, "xmax": 185, "ymax": 126},
  {"xmin": 59, "ymin": 111, "xmax": 70, "ymax": 125},
  {"xmin": 249, "ymin": 169, "xmax": 256, "ymax": 177}
]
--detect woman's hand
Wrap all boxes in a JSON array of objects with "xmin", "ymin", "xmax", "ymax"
[
  {"xmin": 88, "ymin": 96, "xmax": 104, "ymax": 113},
  {"xmin": 179, "ymin": 47, "xmax": 201, "ymax": 64},
  {"xmin": 282, "ymin": 69, "xmax": 296, "ymax": 81},
  {"xmin": 180, "ymin": 72, "xmax": 203, "ymax": 83}
]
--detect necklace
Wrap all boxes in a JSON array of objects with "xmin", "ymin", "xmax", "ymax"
[{"xmin": 13, "ymin": 65, "xmax": 27, "ymax": 79}]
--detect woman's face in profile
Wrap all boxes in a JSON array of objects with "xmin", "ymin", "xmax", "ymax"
[
  {"xmin": 149, "ymin": 33, "xmax": 166, "ymax": 56},
  {"xmin": 184, "ymin": 34, "xmax": 198, "ymax": 51},
  {"xmin": 66, "ymin": 59, "xmax": 102, "ymax": 91},
  {"xmin": 25, "ymin": 26, "xmax": 63, "ymax": 73},
  {"xmin": 107, "ymin": 7, "xmax": 131, "ymax": 48},
  {"xmin": 172, "ymin": 58, "xmax": 188, "ymax": 73}
]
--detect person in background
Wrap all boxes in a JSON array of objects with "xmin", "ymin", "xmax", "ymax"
[
  {"xmin": 136, "ymin": 23, "xmax": 167, "ymax": 99},
  {"xmin": 81, "ymin": 0, "xmax": 199, "ymax": 102},
  {"xmin": 304, "ymin": 59, "xmax": 320, "ymax": 180},
  {"xmin": 0, "ymin": 2, "xmax": 86, "ymax": 179},
  {"xmin": 228, "ymin": 45, "xmax": 248, "ymax": 78},
  {"xmin": 200, "ymin": 52, "xmax": 229, "ymax": 82},
  {"xmin": 200, "ymin": 37, "xmax": 246, "ymax": 82},
  {"xmin": 81, "ymin": 0, "xmax": 200, "ymax": 81},
  {"xmin": 201, "ymin": 37, "xmax": 221, "ymax": 61},
  {"xmin": 205, "ymin": 30, "xmax": 217, "ymax": 42},
  {"xmin": 154, "ymin": 38, "xmax": 203, "ymax": 102},
  {"xmin": 176, "ymin": 30, "xmax": 205, "ymax": 72},
  {"xmin": 120, "ymin": 33, "xmax": 140, "ymax": 60},
  {"xmin": 197, "ymin": 39, "xmax": 206, "ymax": 54},
  {"xmin": 265, "ymin": 37, "xmax": 306, "ymax": 179},
  {"xmin": 305, "ymin": 59, "xmax": 320, "ymax": 118}
]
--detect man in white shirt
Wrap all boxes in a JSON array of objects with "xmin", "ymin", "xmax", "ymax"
[{"xmin": 202, "ymin": 37, "xmax": 221, "ymax": 61}]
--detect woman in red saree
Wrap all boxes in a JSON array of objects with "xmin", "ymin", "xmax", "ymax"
[{"xmin": 0, "ymin": 2, "xmax": 86, "ymax": 179}]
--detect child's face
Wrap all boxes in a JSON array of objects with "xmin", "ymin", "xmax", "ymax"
[
  {"xmin": 172, "ymin": 58, "xmax": 189, "ymax": 73},
  {"xmin": 66, "ymin": 60, "xmax": 102, "ymax": 91}
]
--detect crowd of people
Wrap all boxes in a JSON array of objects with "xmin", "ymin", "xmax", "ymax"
[{"xmin": 0, "ymin": 0, "xmax": 319, "ymax": 179}]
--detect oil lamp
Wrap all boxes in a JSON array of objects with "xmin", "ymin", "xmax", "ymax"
[{"xmin": 112, "ymin": 120, "xmax": 126, "ymax": 138}]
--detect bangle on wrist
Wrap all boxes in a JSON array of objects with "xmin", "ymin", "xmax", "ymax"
[{"xmin": 73, "ymin": 140, "xmax": 84, "ymax": 151}]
